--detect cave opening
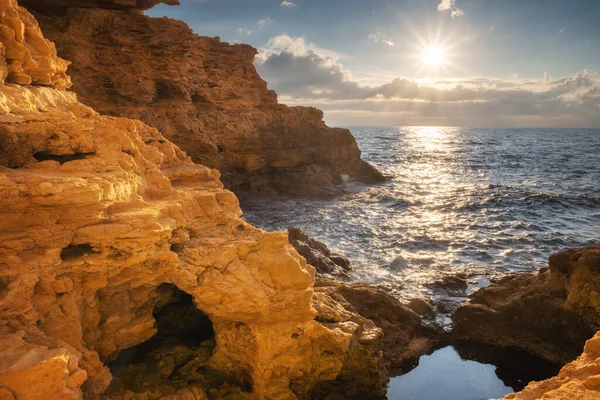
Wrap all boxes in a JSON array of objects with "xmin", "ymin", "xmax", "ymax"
[
  {"xmin": 107, "ymin": 284, "xmax": 218, "ymax": 395},
  {"xmin": 33, "ymin": 151, "xmax": 95, "ymax": 164}
]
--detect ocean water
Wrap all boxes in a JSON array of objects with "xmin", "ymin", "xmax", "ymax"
[{"xmin": 242, "ymin": 127, "xmax": 600, "ymax": 313}]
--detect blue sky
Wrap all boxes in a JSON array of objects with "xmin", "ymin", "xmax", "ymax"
[{"xmin": 148, "ymin": 0, "xmax": 600, "ymax": 127}]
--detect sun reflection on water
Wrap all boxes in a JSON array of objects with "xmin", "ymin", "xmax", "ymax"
[{"xmin": 242, "ymin": 127, "xmax": 600, "ymax": 325}]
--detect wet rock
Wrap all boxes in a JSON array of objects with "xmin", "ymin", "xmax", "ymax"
[
  {"xmin": 406, "ymin": 298, "xmax": 435, "ymax": 318},
  {"xmin": 452, "ymin": 244, "xmax": 600, "ymax": 364},
  {"xmin": 389, "ymin": 255, "xmax": 409, "ymax": 270},
  {"xmin": 426, "ymin": 275, "xmax": 468, "ymax": 297},
  {"xmin": 288, "ymin": 227, "xmax": 351, "ymax": 278}
]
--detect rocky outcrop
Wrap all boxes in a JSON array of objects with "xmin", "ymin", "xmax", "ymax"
[
  {"xmin": 315, "ymin": 279, "xmax": 435, "ymax": 372},
  {"xmin": 504, "ymin": 332, "xmax": 600, "ymax": 400},
  {"xmin": 0, "ymin": 0, "xmax": 70, "ymax": 88},
  {"xmin": 0, "ymin": 2, "xmax": 392, "ymax": 397},
  {"xmin": 452, "ymin": 244, "xmax": 600, "ymax": 365},
  {"xmin": 288, "ymin": 228, "xmax": 351, "ymax": 279},
  {"xmin": 18, "ymin": 0, "xmax": 383, "ymax": 197}
]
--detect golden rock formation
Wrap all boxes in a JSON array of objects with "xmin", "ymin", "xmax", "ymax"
[
  {"xmin": 504, "ymin": 332, "xmax": 600, "ymax": 400},
  {"xmin": 0, "ymin": 1, "xmax": 394, "ymax": 398},
  {"xmin": 0, "ymin": 0, "xmax": 70, "ymax": 88}
]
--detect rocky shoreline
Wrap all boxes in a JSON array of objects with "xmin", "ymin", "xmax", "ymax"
[{"xmin": 0, "ymin": 0, "xmax": 599, "ymax": 399}]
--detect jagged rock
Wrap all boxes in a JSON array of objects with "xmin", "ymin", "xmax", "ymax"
[
  {"xmin": 0, "ymin": 80, "xmax": 391, "ymax": 399},
  {"xmin": 315, "ymin": 279, "xmax": 434, "ymax": 372},
  {"xmin": 504, "ymin": 332, "xmax": 600, "ymax": 400},
  {"xmin": 288, "ymin": 227, "xmax": 351, "ymax": 279},
  {"xmin": 0, "ymin": 330, "xmax": 87, "ymax": 400},
  {"xmin": 452, "ymin": 244, "xmax": 600, "ymax": 364},
  {"xmin": 0, "ymin": 0, "xmax": 70, "ymax": 88},
  {"xmin": 19, "ymin": 1, "xmax": 383, "ymax": 197}
]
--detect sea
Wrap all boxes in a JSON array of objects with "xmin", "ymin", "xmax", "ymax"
[{"xmin": 242, "ymin": 127, "xmax": 599, "ymax": 399}]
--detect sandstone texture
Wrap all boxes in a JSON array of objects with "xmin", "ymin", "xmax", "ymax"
[
  {"xmin": 0, "ymin": 2, "xmax": 396, "ymax": 397},
  {"xmin": 20, "ymin": 0, "xmax": 383, "ymax": 197},
  {"xmin": 503, "ymin": 332, "xmax": 600, "ymax": 400},
  {"xmin": 0, "ymin": 0, "xmax": 70, "ymax": 88},
  {"xmin": 453, "ymin": 244, "xmax": 600, "ymax": 365},
  {"xmin": 0, "ymin": 82, "xmax": 393, "ymax": 399}
]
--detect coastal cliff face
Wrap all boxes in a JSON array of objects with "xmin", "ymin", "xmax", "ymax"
[
  {"xmin": 18, "ymin": 0, "xmax": 383, "ymax": 198},
  {"xmin": 0, "ymin": 1, "xmax": 396, "ymax": 398}
]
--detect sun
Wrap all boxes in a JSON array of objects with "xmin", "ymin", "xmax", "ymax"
[{"xmin": 420, "ymin": 45, "xmax": 446, "ymax": 68}]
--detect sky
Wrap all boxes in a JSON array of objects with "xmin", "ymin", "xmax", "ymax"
[{"xmin": 148, "ymin": 0, "xmax": 600, "ymax": 127}]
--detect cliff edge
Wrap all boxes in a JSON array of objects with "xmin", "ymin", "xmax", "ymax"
[{"xmin": 18, "ymin": 0, "xmax": 384, "ymax": 198}]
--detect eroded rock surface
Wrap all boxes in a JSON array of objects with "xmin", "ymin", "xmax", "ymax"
[
  {"xmin": 0, "ymin": 2, "xmax": 393, "ymax": 398},
  {"xmin": 0, "ymin": 82, "xmax": 393, "ymax": 399},
  {"xmin": 0, "ymin": 0, "xmax": 70, "ymax": 88},
  {"xmin": 20, "ymin": 0, "xmax": 383, "ymax": 197},
  {"xmin": 453, "ymin": 244, "xmax": 600, "ymax": 364},
  {"xmin": 504, "ymin": 332, "xmax": 600, "ymax": 400}
]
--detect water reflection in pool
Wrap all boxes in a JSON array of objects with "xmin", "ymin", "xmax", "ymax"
[{"xmin": 387, "ymin": 344, "xmax": 561, "ymax": 400}]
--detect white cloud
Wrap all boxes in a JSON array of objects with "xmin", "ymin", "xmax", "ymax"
[
  {"xmin": 237, "ymin": 27, "xmax": 253, "ymax": 36},
  {"xmin": 437, "ymin": 0, "xmax": 454, "ymax": 11},
  {"xmin": 281, "ymin": 1, "xmax": 297, "ymax": 7},
  {"xmin": 257, "ymin": 17, "xmax": 274, "ymax": 29},
  {"xmin": 451, "ymin": 9, "xmax": 464, "ymax": 18},
  {"xmin": 438, "ymin": 0, "xmax": 464, "ymax": 17},
  {"xmin": 544, "ymin": 71, "xmax": 552, "ymax": 83},
  {"xmin": 368, "ymin": 32, "xmax": 395, "ymax": 47}
]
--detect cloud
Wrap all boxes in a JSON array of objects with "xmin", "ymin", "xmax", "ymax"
[
  {"xmin": 438, "ymin": 0, "xmax": 464, "ymax": 17},
  {"xmin": 281, "ymin": 1, "xmax": 296, "ymax": 7},
  {"xmin": 237, "ymin": 27, "xmax": 253, "ymax": 36},
  {"xmin": 451, "ymin": 9, "xmax": 464, "ymax": 18},
  {"xmin": 255, "ymin": 36, "xmax": 600, "ymax": 127},
  {"xmin": 257, "ymin": 17, "xmax": 274, "ymax": 29},
  {"xmin": 368, "ymin": 32, "xmax": 395, "ymax": 47},
  {"xmin": 437, "ymin": 0, "xmax": 454, "ymax": 11}
]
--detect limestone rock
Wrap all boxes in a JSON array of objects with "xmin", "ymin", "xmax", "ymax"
[
  {"xmin": 288, "ymin": 227, "xmax": 351, "ymax": 279},
  {"xmin": 21, "ymin": 3, "xmax": 383, "ymax": 197},
  {"xmin": 504, "ymin": 332, "xmax": 600, "ymax": 400},
  {"xmin": 0, "ymin": 82, "xmax": 382, "ymax": 399},
  {"xmin": 0, "ymin": 0, "xmax": 70, "ymax": 88},
  {"xmin": 452, "ymin": 244, "xmax": 600, "ymax": 364}
]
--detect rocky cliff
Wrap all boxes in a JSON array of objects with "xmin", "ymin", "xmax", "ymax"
[
  {"xmin": 452, "ymin": 243, "xmax": 600, "ymax": 365},
  {"xmin": 0, "ymin": 1, "xmax": 423, "ymax": 398},
  {"xmin": 17, "ymin": 0, "xmax": 383, "ymax": 198}
]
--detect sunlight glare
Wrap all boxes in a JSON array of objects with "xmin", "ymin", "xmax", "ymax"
[{"xmin": 421, "ymin": 45, "xmax": 446, "ymax": 68}]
